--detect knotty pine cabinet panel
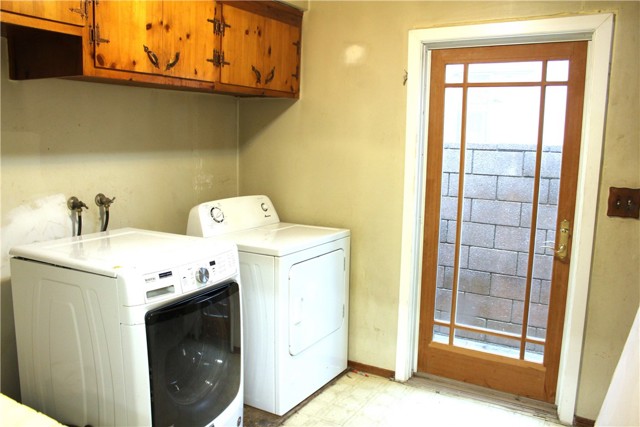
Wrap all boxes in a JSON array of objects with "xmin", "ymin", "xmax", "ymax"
[
  {"xmin": 91, "ymin": 1, "xmax": 216, "ymax": 82},
  {"xmin": 0, "ymin": 0, "xmax": 86, "ymax": 35},
  {"xmin": 218, "ymin": 1, "xmax": 301, "ymax": 94},
  {"xmin": 264, "ymin": 17, "xmax": 301, "ymax": 93}
]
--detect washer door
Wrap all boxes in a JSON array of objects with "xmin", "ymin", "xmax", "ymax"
[
  {"xmin": 289, "ymin": 249, "xmax": 345, "ymax": 356},
  {"xmin": 145, "ymin": 282, "xmax": 241, "ymax": 427}
]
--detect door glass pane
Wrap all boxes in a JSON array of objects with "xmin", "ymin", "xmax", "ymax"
[
  {"xmin": 453, "ymin": 329, "xmax": 522, "ymax": 359},
  {"xmin": 468, "ymin": 61, "xmax": 542, "ymax": 83},
  {"xmin": 435, "ymin": 87, "xmax": 463, "ymax": 329},
  {"xmin": 445, "ymin": 64, "xmax": 464, "ymax": 84},
  {"xmin": 433, "ymin": 325, "xmax": 450, "ymax": 344},
  {"xmin": 443, "ymin": 88, "xmax": 463, "ymax": 145},
  {"xmin": 528, "ymin": 85, "xmax": 567, "ymax": 346},
  {"xmin": 525, "ymin": 341, "xmax": 544, "ymax": 363},
  {"xmin": 546, "ymin": 60, "xmax": 569, "ymax": 82},
  {"xmin": 541, "ymin": 86, "xmax": 568, "ymax": 146},
  {"xmin": 466, "ymin": 87, "xmax": 541, "ymax": 145}
]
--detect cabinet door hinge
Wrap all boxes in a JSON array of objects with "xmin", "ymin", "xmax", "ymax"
[
  {"xmin": 68, "ymin": 0, "xmax": 89, "ymax": 19},
  {"xmin": 207, "ymin": 18, "xmax": 230, "ymax": 36},
  {"xmin": 207, "ymin": 49, "xmax": 230, "ymax": 68},
  {"xmin": 90, "ymin": 24, "xmax": 110, "ymax": 45}
]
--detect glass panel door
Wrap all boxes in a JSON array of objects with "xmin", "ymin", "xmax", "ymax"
[{"xmin": 418, "ymin": 41, "xmax": 587, "ymax": 402}]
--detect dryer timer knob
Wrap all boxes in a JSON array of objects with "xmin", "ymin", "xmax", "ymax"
[
  {"xmin": 195, "ymin": 267, "xmax": 210, "ymax": 284},
  {"xmin": 210, "ymin": 206, "xmax": 224, "ymax": 223}
]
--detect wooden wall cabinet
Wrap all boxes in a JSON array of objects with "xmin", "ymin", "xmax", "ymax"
[
  {"xmin": 90, "ymin": 1, "xmax": 216, "ymax": 82},
  {"xmin": 1, "ymin": 0, "xmax": 302, "ymax": 97},
  {"xmin": 0, "ymin": 1, "xmax": 87, "ymax": 33},
  {"xmin": 216, "ymin": 1, "xmax": 302, "ymax": 95}
]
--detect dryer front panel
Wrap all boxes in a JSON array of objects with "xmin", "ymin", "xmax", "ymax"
[{"xmin": 288, "ymin": 249, "xmax": 345, "ymax": 356}]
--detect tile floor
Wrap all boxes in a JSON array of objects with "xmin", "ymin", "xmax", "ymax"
[{"xmin": 279, "ymin": 371, "xmax": 565, "ymax": 427}]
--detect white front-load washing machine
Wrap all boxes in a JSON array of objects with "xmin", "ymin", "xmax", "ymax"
[
  {"xmin": 10, "ymin": 228, "xmax": 243, "ymax": 427},
  {"xmin": 187, "ymin": 195, "xmax": 350, "ymax": 416}
]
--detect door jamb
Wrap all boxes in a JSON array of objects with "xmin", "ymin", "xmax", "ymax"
[{"xmin": 396, "ymin": 13, "xmax": 613, "ymax": 425}]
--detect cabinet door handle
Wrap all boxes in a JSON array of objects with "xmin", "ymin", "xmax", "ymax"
[
  {"xmin": 143, "ymin": 45, "xmax": 160, "ymax": 69},
  {"xmin": 251, "ymin": 65, "xmax": 262, "ymax": 84},
  {"xmin": 265, "ymin": 67, "xmax": 275, "ymax": 84},
  {"xmin": 165, "ymin": 52, "xmax": 180, "ymax": 71}
]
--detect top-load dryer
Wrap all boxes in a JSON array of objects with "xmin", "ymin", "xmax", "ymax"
[{"xmin": 187, "ymin": 195, "xmax": 350, "ymax": 416}]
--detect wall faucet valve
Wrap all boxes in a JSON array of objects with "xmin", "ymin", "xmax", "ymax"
[
  {"xmin": 67, "ymin": 196, "xmax": 88, "ymax": 212},
  {"xmin": 95, "ymin": 193, "xmax": 115, "ymax": 209}
]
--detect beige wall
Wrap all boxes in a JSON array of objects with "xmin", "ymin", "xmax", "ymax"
[
  {"xmin": 0, "ymin": 1, "xmax": 637, "ymax": 422},
  {"xmin": 0, "ymin": 38, "xmax": 239, "ymax": 399},
  {"xmin": 238, "ymin": 1, "xmax": 639, "ymax": 420}
]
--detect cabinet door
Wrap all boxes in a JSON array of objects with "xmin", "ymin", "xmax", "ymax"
[
  {"xmin": 162, "ymin": 1, "xmax": 216, "ymax": 81},
  {"xmin": 93, "ymin": 1, "xmax": 214, "ymax": 81},
  {"xmin": 262, "ymin": 17, "xmax": 300, "ymax": 93},
  {"xmin": 219, "ymin": 2, "xmax": 300, "ymax": 94},
  {"xmin": 93, "ymin": 1, "xmax": 163, "ymax": 75},
  {"xmin": 219, "ymin": 4, "xmax": 262, "ymax": 89},
  {"xmin": 1, "ymin": 1, "xmax": 86, "ymax": 26}
]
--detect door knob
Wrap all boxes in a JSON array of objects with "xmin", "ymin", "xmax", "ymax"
[{"xmin": 555, "ymin": 219, "xmax": 570, "ymax": 261}]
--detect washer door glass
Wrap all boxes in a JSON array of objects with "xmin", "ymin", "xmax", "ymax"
[{"xmin": 146, "ymin": 282, "xmax": 241, "ymax": 427}]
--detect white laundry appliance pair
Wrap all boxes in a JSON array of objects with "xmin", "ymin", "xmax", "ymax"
[
  {"xmin": 10, "ymin": 228, "xmax": 244, "ymax": 427},
  {"xmin": 187, "ymin": 195, "xmax": 350, "ymax": 416}
]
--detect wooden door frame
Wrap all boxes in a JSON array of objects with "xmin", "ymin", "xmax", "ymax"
[{"xmin": 396, "ymin": 14, "xmax": 614, "ymax": 425}]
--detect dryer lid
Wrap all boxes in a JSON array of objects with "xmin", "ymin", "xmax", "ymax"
[{"xmin": 213, "ymin": 223, "xmax": 350, "ymax": 257}]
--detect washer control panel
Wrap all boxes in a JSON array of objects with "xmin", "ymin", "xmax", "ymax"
[{"xmin": 142, "ymin": 248, "xmax": 237, "ymax": 303}]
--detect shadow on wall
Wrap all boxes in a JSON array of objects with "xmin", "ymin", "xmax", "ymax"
[
  {"xmin": 238, "ymin": 98, "xmax": 298, "ymax": 148},
  {"xmin": 0, "ymin": 39, "xmax": 239, "ymax": 157}
]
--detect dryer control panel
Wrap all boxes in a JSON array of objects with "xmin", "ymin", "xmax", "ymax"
[{"xmin": 187, "ymin": 195, "xmax": 280, "ymax": 237}]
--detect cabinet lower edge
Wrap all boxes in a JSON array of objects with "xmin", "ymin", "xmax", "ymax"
[
  {"xmin": 78, "ymin": 69, "xmax": 299, "ymax": 98},
  {"xmin": 0, "ymin": 12, "xmax": 83, "ymax": 37}
]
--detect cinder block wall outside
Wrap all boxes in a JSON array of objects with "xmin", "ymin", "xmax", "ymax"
[{"xmin": 435, "ymin": 143, "xmax": 561, "ymax": 356}]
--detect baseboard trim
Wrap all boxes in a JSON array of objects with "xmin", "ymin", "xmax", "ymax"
[
  {"xmin": 347, "ymin": 360, "xmax": 395, "ymax": 379},
  {"xmin": 573, "ymin": 415, "xmax": 595, "ymax": 427}
]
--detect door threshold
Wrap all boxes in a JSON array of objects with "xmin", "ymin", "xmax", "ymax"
[{"xmin": 409, "ymin": 373, "xmax": 560, "ymax": 422}]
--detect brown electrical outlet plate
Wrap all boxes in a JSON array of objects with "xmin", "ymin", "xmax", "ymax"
[{"xmin": 607, "ymin": 187, "xmax": 640, "ymax": 219}]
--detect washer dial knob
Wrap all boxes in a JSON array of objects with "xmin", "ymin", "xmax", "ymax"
[
  {"xmin": 261, "ymin": 203, "xmax": 268, "ymax": 212},
  {"xmin": 210, "ymin": 206, "xmax": 224, "ymax": 223},
  {"xmin": 195, "ymin": 267, "xmax": 209, "ymax": 284}
]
